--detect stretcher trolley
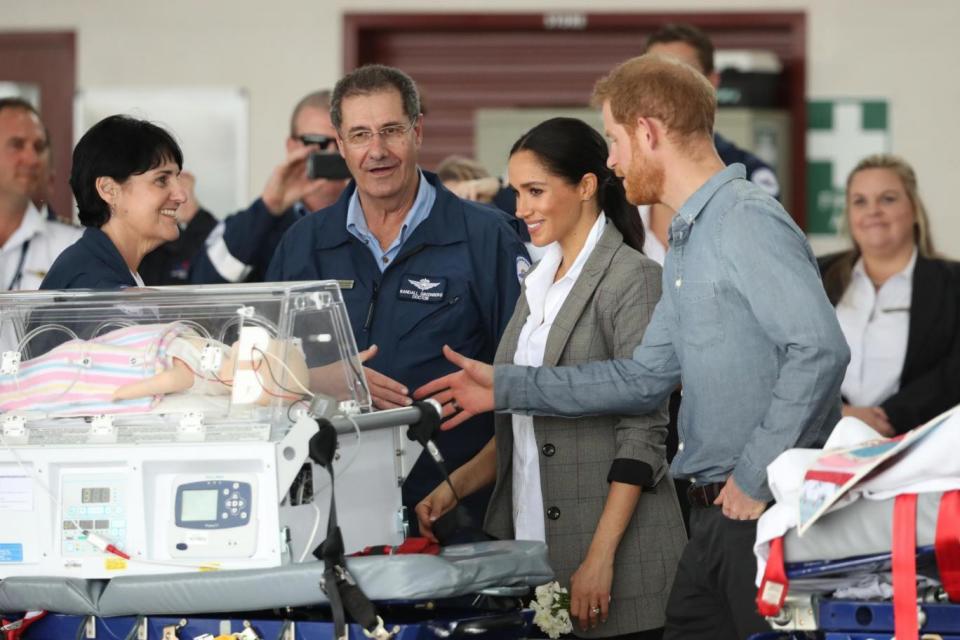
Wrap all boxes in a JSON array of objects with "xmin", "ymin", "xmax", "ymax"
[
  {"xmin": 0, "ymin": 283, "xmax": 552, "ymax": 639},
  {"xmin": 749, "ymin": 410, "xmax": 960, "ymax": 640}
]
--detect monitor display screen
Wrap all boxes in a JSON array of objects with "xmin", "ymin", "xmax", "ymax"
[{"xmin": 180, "ymin": 489, "xmax": 219, "ymax": 522}]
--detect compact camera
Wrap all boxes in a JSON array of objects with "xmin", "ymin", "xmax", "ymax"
[{"xmin": 300, "ymin": 134, "xmax": 351, "ymax": 180}]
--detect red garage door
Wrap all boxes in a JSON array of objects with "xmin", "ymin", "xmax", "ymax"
[{"xmin": 344, "ymin": 12, "xmax": 806, "ymax": 224}]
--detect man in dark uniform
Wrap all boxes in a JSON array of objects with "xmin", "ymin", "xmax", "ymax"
[
  {"xmin": 190, "ymin": 90, "xmax": 349, "ymax": 284},
  {"xmin": 644, "ymin": 22, "xmax": 780, "ymax": 198},
  {"xmin": 266, "ymin": 65, "xmax": 530, "ymax": 531}
]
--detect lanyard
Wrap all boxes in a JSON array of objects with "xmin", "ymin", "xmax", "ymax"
[{"xmin": 6, "ymin": 238, "xmax": 31, "ymax": 291}]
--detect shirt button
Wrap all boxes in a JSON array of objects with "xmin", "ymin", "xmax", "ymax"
[
  {"xmin": 546, "ymin": 506, "xmax": 561, "ymax": 521},
  {"xmin": 678, "ymin": 441, "xmax": 685, "ymax": 452},
  {"xmin": 675, "ymin": 278, "xmax": 682, "ymax": 288},
  {"xmin": 382, "ymin": 256, "xmax": 389, "ymax": 264},
  {"xmin": 541, "ymin": 443, "xmax": 556, "ymax": 457}
]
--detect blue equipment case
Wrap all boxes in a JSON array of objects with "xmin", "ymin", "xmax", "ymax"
[
  {"xmin": 748, "ymin": 546, "xmax": 960, "ymax": 640},
  {"xmin": 11, "ymin": 606, "xmax": 536, "ymax": 639},
  {"xmin": 750, "ymin": 599, "xmax": 960, "ymax": 640}
]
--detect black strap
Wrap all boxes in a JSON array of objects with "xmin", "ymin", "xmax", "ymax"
[
  {"xmin": 7, "ymin": 238, "xmax": 31, "ymax": 291},
  {"xmin": 407, "ymin": 400, "xmax": 460, "ymax": 504},
  {"xmin": 309, "ymin": 418, "xmax": 381, "ymax": 638},
  {"xmin": 406, "ymin": 400, "xmax": 495, "ymax": 545}
]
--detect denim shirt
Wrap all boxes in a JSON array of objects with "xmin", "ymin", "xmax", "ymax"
[
  {"xmin": 495, "ymin": 164, "xmax": 849, "ymax": 501},
  {"xmin": 346, "ymin": 169, "xmax": 437, "ymax": 272}
]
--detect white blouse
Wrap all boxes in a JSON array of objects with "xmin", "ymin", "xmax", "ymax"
[
  {"xmin": 638, "ymin": 205, "xmax": 667, "ymax": 266},
  {"xmin": 511, "ymin": 213, "xmax": 607, "ymax": 541},
  {"xmin": 836, "ymin": 250, "xmax": 916, "ymax": 407}
]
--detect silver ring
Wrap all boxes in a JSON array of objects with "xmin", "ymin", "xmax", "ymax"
[{"xmin": 591, "ymin": 606, "xmax": 601, "ymax": 615}]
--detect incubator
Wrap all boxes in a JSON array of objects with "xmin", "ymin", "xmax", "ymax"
[{"xmin": 0, "ymin": 282, "xmax": 422, "ymax": 578}]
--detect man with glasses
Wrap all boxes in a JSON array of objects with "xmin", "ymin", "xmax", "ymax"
[
  {"xmin": 190, "ymin": 89, "xmax": 348, "ymax": 283},
  {"xmin": 267, "ymin": 65, "xmax": 530, "ymax": 533}
]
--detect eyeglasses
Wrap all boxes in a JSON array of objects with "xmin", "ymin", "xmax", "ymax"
[
  {"xmin": 341, "ymin": 121, "xmax": 417, "ymax": 148},
  {"xmin": 297, "ymin": 134, "xmax": 336, "ymax": 150}
]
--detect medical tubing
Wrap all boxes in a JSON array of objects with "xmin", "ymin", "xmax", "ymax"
[
  {"xmin": 16, "ymin": 323, "xmax": 80, "ymax": 352},
  {"xmin": 12, "ymin": 323, "xmax": 84, "ymax": 409}
]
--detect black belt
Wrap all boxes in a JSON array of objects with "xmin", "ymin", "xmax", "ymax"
[{"xmin": 686, "ymin": 481, "xmax": 724, "ymax": 508}]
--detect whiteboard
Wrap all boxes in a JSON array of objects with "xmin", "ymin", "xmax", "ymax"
[
  {"xmin": 0, "ymin": 82, "xmax": 40, "ymax": 108},
  {"xmin": 74, "ymin": 87, "xmax": 249, "ymax": 219}
]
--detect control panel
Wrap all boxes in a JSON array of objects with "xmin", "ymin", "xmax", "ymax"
[
  {"xmin": 168, "ymin": 476, "xmax": 256, "ymax": 558},
  {"xmin": 60, "ymin": 475, "xmax": 127, "ymax": 557},
  {"xmin": 175, "ymin": 480, "xmax": 251, "ymax": 529}
]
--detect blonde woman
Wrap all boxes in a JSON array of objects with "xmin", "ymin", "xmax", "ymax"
[{"xmin": 820, "ymin": 154, "xmax": 960, "ymax": 435}]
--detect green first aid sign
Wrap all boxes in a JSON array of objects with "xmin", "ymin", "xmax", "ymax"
[{"xmin": 807, "ymin": 99, "xmax": 890, "ymax": 233}]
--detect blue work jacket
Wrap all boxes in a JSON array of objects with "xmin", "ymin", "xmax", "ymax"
[
  {"xmin": 267, "ymin": 171, "xmax": 529, "ymax": 527},
  {"xmin": 40, "ymin": 227, "xmax": 136, "ymax": 290},
  {"xmin": 715, "ymin": 132, "xmax": 781, "ymax": 200},
  {"xmin": 190, "ymin": 199, "xmax": 305, "ymax": 284}
]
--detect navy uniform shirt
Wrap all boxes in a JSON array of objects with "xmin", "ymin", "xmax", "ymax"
[
  {"xmin": 267, "ymin": 171, "xmax": 530, "ymax": 527},
  {"xmin": 140, "ymin": 208, "xmax": 218, "ymax": 285},
  {"xmin": 190, "ymin": 199, "xmax": 306, "ymax": 284},
  {"xmin": 40, "ymin": 227, "xmax": 137, "ymax": 290},
  {"xmin": 715, "ymin": 132, "xmax": 781, "ymax": 200}
]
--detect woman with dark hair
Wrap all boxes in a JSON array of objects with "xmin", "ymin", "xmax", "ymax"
[
  {"xmin": 820, "ymin": 154, "xmax": 960, "ymax": 435},
  {"xmin": 417, "ymin": 117, "xmax": 685, "ymax": 639},
  {"xmin": 41, "ymin": 115, "xmax": 186, "ymax": 289}
]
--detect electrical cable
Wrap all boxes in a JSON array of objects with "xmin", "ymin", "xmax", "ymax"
[
  {"xmin": 250, "ymin": 345, "xmax": 313, "ymax": 400},
  {"xmin": 296, "ymin": 502, "xmax": 323, "ymax": 564}
]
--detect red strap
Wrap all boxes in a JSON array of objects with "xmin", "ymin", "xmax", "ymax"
[
  {"xmin": 892, "ymin": 493, "xmax": 919, "ymax": 640},
  {"xmin": 756, "ymin": 536, "xmax": 789, "ymax": 617},
  {"xmin": 2, "ymin": 611, "xmax": 47, "ymax": 640},
  {"xmin": 395, "ymin": 537, "xmax": 440, "ymax": 555},
  {"xmin": 935, "ymin": 490, "xmax": 960, "ymax": 602},
  {"xmin": 349, "ymin": 538, "xmax": 441, "ymax": 557}
]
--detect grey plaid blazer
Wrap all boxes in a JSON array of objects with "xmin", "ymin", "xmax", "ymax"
[{"xmin": 484, "ymin": 221, "xmax": 686, "ymax": 637}]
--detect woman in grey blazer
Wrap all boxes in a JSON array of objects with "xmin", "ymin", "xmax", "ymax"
[{"xmin": 416, "ymin": 118, "xmax": 685, "ymax": 639}]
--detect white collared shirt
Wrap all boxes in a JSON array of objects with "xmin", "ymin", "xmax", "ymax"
[
  {"xmin": 511, "ymin": 213, "xmax": 607, "ymax": 541},
  {"xmin": 0, "ymin": 202, "xmax": 82, "ymax": 291},
  {"xmin": 638, "ymin": 205, "xmax": 667, "ymax": 266},
  {"xmin": 837, "ymin": 250, "xmax": 916, "ymax": 407}
]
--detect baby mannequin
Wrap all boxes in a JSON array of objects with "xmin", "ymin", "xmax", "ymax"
[{"xmin": 0, "ymin": 322, "xmax": 309, "ymax": 417}]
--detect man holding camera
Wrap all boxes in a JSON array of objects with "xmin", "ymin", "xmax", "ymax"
[
  {"xmin": 190, "ymin": 90, "xmax": 349, "ymax": 283},
  {"xmin": 267, "ymin": 65, "xmax": 529, "ymax": 532}
]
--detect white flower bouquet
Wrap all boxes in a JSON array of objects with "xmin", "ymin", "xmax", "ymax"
[{"xmin": 530, "ymin": 581, "xmax": 573, "ymax": 639}]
